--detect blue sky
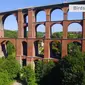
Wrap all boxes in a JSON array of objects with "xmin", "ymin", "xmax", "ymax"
[
  {"xmin": 0, "ymin": 0, "xmax": 82, "ymax": 32},
  {"xmin": 0, "ymin": 0, "xmax": 78, "ymax": 12}
]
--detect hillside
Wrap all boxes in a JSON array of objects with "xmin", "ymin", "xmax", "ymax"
[
  {"xmin": 4, "ymin": 30, "xmax": 44, "ymax": 38},
  {"xmin": 4, "ymin": 30, "xmax": 17, "ymax": 38}
]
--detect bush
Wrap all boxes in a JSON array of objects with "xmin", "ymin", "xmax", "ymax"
[
  {"xmin": 0, "ymin": 71, "xmax": 10, "ymax": 85},
  {"xmin": 35, "ymin": 60, "xmax": 56, "ymax": 85},
  {"xmin": 0, "ymin": 56, "xmax": 20, "ymax": 79},
  {"xmin": 59, "ymin": 51, "xmax": 85, "ymax": 85},
  {"xmin": 20, "ymin": 65, "xmax": 37, "ymax": 85}
]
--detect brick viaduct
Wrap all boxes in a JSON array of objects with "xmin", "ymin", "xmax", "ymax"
[{"xmin": 0, "ymin": 1, "xmax": 85, "ymax": 65}]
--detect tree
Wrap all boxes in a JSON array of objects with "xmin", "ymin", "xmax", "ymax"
[
  {"xmin": 0, "ymin": 56, "xmax": 20, "ymax": 79},
  {"xmin": 20, "ymin": 65, "xmax": 37, "ymax": 85},
  {"xmin": 0, "ymin": 71, "xmax": 10, "ymax": 85},
  {"xmin": 6, "ymin": 42, "xmax": 15, "ymax": 56},
  {"xmin": 35, "ymin": 60, "xmax": 56, "ymax": 85},
  {"xmin": 59, "ymin": 51, "xmax": 85, "ymax": 85}
]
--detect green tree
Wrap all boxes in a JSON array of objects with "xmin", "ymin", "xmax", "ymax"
[
  {"xmin": 0, "ymin": 56, "xmax": 20, "ymax": 79},
  {"xmin": 59, "ymin": 51, "xmax": 85, "ymax": 85},
  {"xmin": 0, "ymin": 71, "xmax": 10, "ymax": 85},
  {"xmin": 6, "ymin": 42, "xmax": 15, "ymax": 56},
  {"xmin": 20, "ymin": 65, "xmax": 37, "ymax": 85},
  {"xmin": 35, "ymin": 60, "xmax": 55, "ymax": 85}
]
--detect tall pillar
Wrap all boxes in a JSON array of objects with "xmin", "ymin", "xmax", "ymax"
[
  {"xmin": 0, "ymin": 15, "xmax": 4, "ymax": 38},
  {"xmin": 27, "ymin": 40, "xmax": 35, "ymax": 57},
  {"xmin": 83, "ymin": 12, "xmax": 85, "ymax": 19},
  {"xmin": 18, "ymin": 9, "xmax": 24, "ymax": 38},
  {"xmin": 0, "ymin": 44, "xmax": 4, "ymax": 57},
  {"xmin": 16, "ymin": 39, "xmax": 22, "ymax": 66},
  {"xmin": 82, "ymin": 20, "xmax": 85, "ymax": 39},
  {"xmin": 28, "ymin": 9, "xmax": 35, "ymax": 38},
  {"xmin": 62, "ymin": 7, "xmax": 68, "ymax": 20},
  {"xmin": 45, "ymin": 9, "xmax": 51, "ymax": 21},
  {"xmin": 82, "ymin": 40, "xmax": 85, "ymax": 52},
  {"xmin": 45, "ymin": 9, "xmax": 51, "ymax": 39},
  {"xmin": 62, "ymin": 40, "xmax": 67, "ymax": 58},
  {"xmin": 63, "ymin": 21, "xmax": 68, "ymax": 39},
  {"xmin": 44, "ymin": 40, "xmax": 50, "ymax": 58}
]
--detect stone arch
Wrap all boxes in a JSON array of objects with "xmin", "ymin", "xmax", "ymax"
[
  {"xmin": 34, "ymin": 40, "xmax": 44, "ymax": 58},
  {"xmin": 35, "ymin": 10, "xmax": 46, "ymax": 22},
  {"xmin": 3, "ymin": 14, "xmax": 18, "ymax": 38},
  {"xmin": 51, "ymin": 8, "xmax": 63, "ymax": 21},
  {"xmin": 51, "ymin": 24, "xmax": 63, "ymax": 38},
  {"xmin": 0, "ymin": 39, "xmax": 16, "ymax": 48},
  {"xmin": 2, "ymin": 12, "xmax": 17, "ymax": 24},
  {"xmin": 67, "ymin": 41, "xmax": 82, "ymax": 55},
  {"xmin": 22, "ymin": 41, "xmax": 27, "ymax": 56},
  {"xmin": 0, "ymin": 40, "xmax": 16, "ymax": 58},
  {"xmin": 68, "ymin": 10, "xmax": 83, "ymax": 20},
  {"xmin": 68, "ymin": 23, "xmax": 82, "ymax": 39},
  {"xmin": 50, "ymin": 41, "xmax": 61, "ymax": 59},
  {"xmin": 36, "ymin": 24, "xmax": 45, "ymax": 38}
]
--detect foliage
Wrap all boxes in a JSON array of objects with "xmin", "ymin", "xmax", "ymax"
[
  {"xmin": 6, "ymin": 42, "xmax": 15, "ymax": 56},
  {"xmin": 51, "ymin": 32, "xmax": 63, "ymax": 38},
  {"xmin": 59, "ymin": 51, "xmax": 85, "ymax": 85},
  {"xmin": 51, "ymin": 41, "xmax": 61, "ymax": 59},
  {"xmin": 35, "ymin": 60, "xmax": 56, "ymax": 85},
  {"xmin": 36, "ymin": 32, "xmax": 45, "ymax": 38},
  {"xmin": 0, "ymin": 71, "xmax": 10, "ymax": 85},
  {"xmin": 68, "ymin": 42, "xmax": 81, "ymax": 55},
  {"xmin": 35, "ymin": 60, "xmax": 43, "ymax": 84},
  {"xmin": 0, "ymin": 56, "xmax": 20, "ymax": 80},
  {"xmin": 4, "ymin": 30, "xmax": 17, "ymax": 38},
  {"xmin": 20, "ymin": 65, "xmax": 37, "ymax": 85},
  {"xmin": 0, "ymin": 55, "xmax": 20, "ymax": 85},
  {"xmin": 68, "ymin": 32, "xmax": 82, "ymax": 39}
]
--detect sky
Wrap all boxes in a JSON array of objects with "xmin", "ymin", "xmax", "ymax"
[{"xmin": 0, "ymin": 0, "xmax": 82, "ymax": 32}]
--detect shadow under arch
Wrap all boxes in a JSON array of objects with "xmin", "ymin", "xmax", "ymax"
[
  {"xmin": 22, "ymin": 41, "xmax": 27, "ymax": 56},
  {"xmin": 50, "ymin": 41, "xmax": 61, "ymax": 59},
  {"xmin": 1, "ymin": 40, "xmax": 16, "ymax": 58},
  {"xmin": 34, "ymin": 40, "xmax": 44, "ymax": 58}
]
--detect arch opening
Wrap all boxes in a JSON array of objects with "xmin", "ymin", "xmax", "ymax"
[
  {"xmin": 4, "ymin": 15, "xmax": 18, "ymax": 38},
  {"xmin": 51, "ymin": 9, "xmax": 63, "ymax": 21},
  {"xmin": 36, "ymin": 11, "xmax": 46, "ymax": 22},
  {"xmin": 51, "ymin": 24, "xmax": 63, "ymax": 38},
  {"xmin": 50, "ymin": 41, "xmax": 61, "ymax": 59},
  {"xmin": 24, "ymin": 15, "xmax": 28, "ymax": 38},
  {"xmin": 34, "ymin": 41, "xmax": 44, "ymax": 58},
  {"xmin": 0, "ymin": 41, "xmax": 16, "ymax": 58},
  {"xmin": 36, "ymin": 24, "xmax": 45, "ymax": 38},
  {"xmin": 68, "ymin": 23, "xmax": 82, "ymax": 39},
  {"xmin": 22, "ymin": 41, "xmax": 27, "ymax": 56},
  {"xmin": 22, "ymin": 59, "xmax": 26, "ymax": 66}
]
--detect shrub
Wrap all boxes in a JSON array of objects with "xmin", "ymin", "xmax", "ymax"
[
  {"xmin": 20, "ymin": 65, "xmax": 37, "ymax": 85},
  {"xmin": 0, "ymin": 56, "xmax": 20, "ymax": 79},
  {"xmin": 0, "ymin": 71, "xmax": 10, "ymax": 85}
]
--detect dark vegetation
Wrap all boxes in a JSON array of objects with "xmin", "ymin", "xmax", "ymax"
[{"xmin": 0, "ymin": 30, "xmax": 84, "ymax": 85}]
